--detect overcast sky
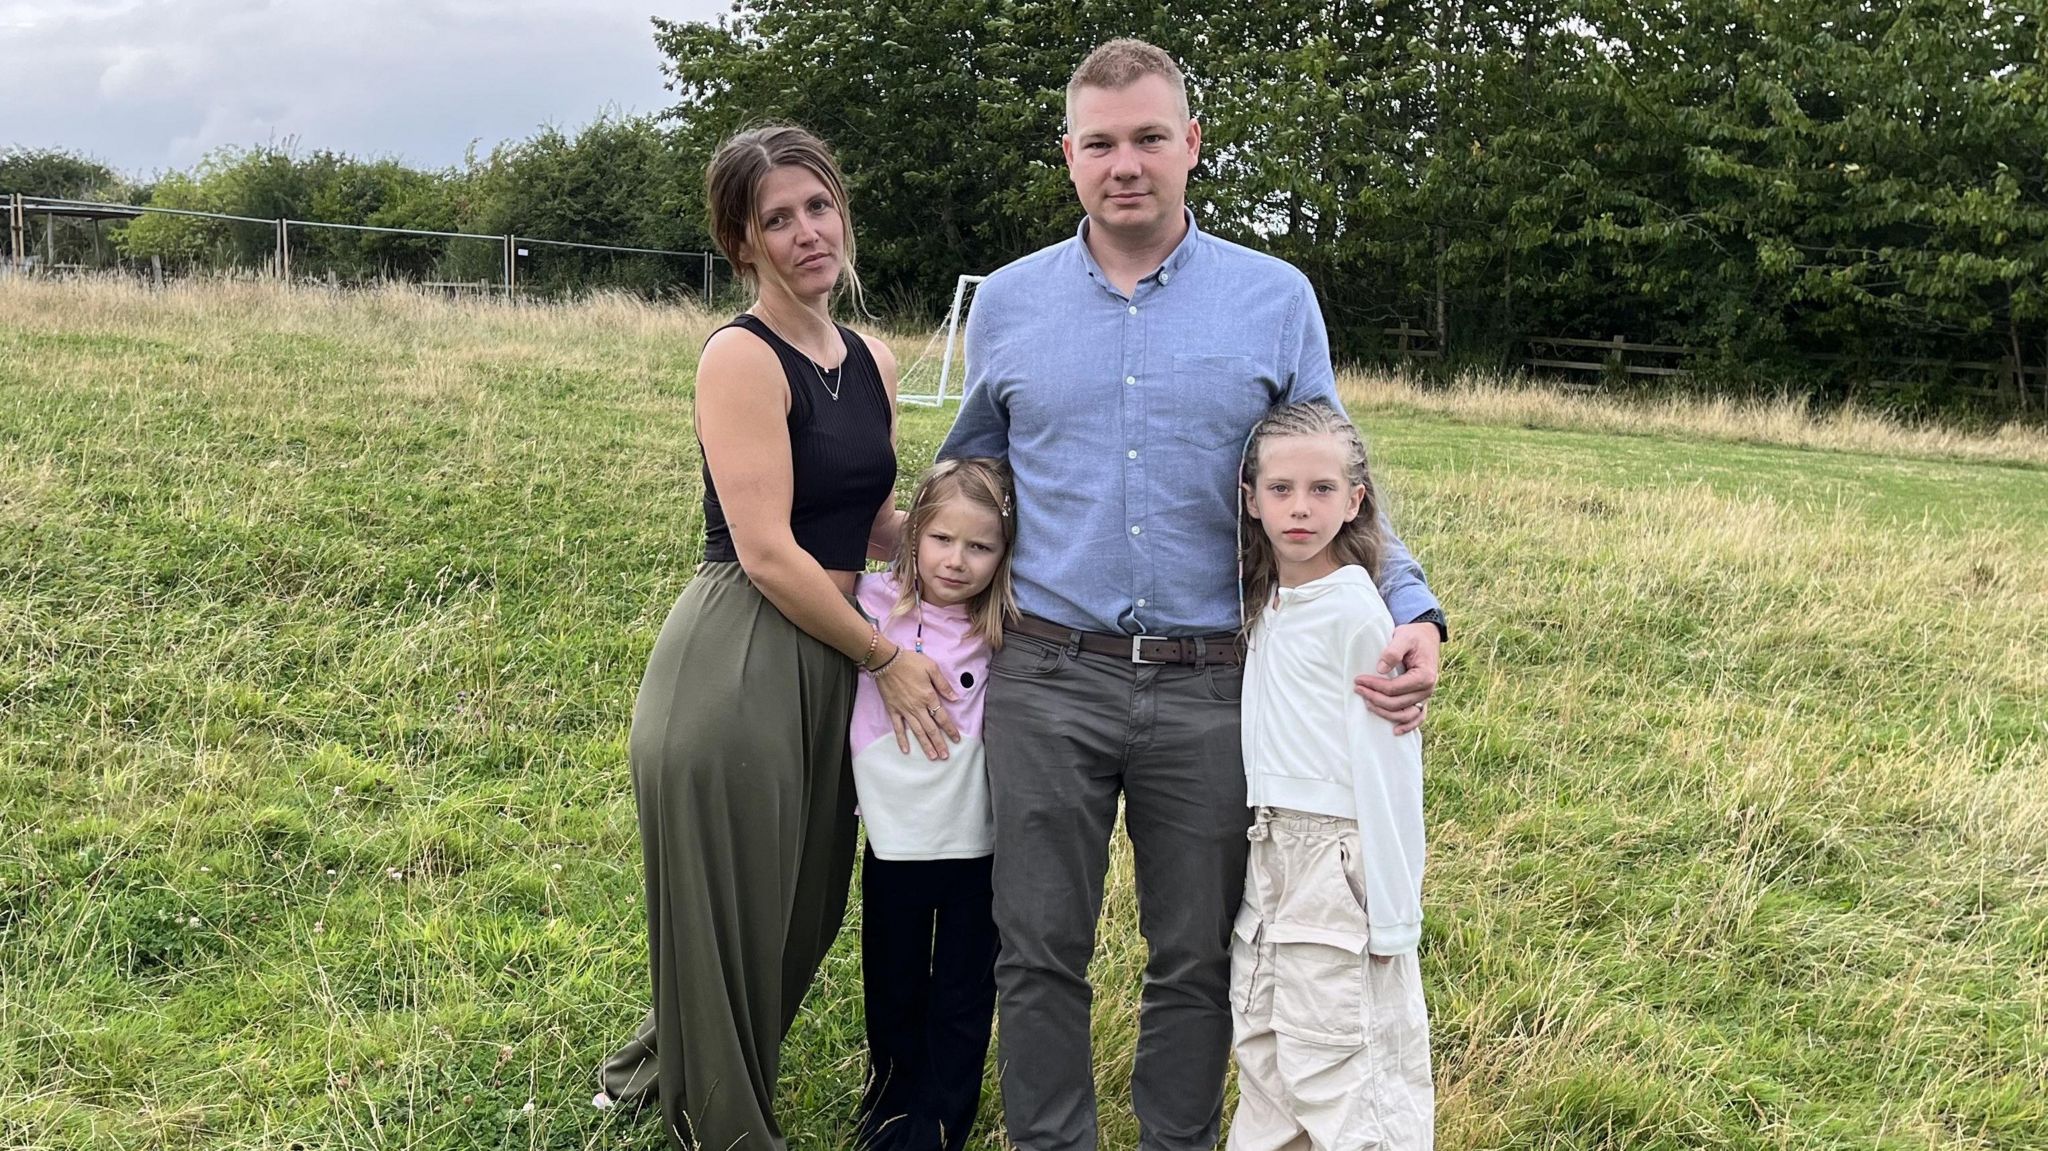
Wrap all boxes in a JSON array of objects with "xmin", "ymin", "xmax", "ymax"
[{"xmin": 1, "ymin": 0, "xmax": 726, "ymax": 178}]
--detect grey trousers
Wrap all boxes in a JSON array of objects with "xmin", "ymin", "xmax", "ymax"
[
  {"xmin": 599, "ymin": 562, "xmax": 859, "ymax": 1151},
  {"xmin": 984, "ymin": 627, "xmax": 1250, "ymax": 1151}
]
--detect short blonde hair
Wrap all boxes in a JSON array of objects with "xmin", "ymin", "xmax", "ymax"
[{"xmin": 1065, "ymin": 38, "xmax": 1191, "ymax": 132}]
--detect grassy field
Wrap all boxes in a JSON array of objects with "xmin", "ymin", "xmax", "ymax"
[{"xmin": 1, "ymin": 278, "xmax": 2044, "ymax": 1151}]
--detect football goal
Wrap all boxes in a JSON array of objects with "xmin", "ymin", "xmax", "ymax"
[{"xmin": 896, "ymin": 274, "xmax": 985, "ymax": 407}]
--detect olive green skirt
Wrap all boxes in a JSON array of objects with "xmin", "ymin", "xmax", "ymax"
[{"xmin": 600, "ymin": 561, "xmax": 858, "ymax": 1150}]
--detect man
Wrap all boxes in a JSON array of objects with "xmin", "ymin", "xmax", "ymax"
[{"xmin": 939, "ymin": 38, "xmax": 1446, "ymax": 1151}]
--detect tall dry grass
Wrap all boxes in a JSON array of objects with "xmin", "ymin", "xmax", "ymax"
[{"xmin": 1342, "ymin": 369, "xmax": 2048, "ymax": 468}]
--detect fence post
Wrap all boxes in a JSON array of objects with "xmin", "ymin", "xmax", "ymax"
[
  {"xmin": 274, "ymin": 219, "xmax": 290, "ymax": 281},
  {"xmin": 1609, "ymin": 334, "xmax": 1626, "ymax": 374},
  {"xmin": 7, "ymin": 193, "xmax": 22, "ymax": 270},
  {"xmin": 503, "ymin": 234, "xmax": 515, "ymax": 297},
  {"xmin": 702, "ymin": 253, "xmax": 713, "ymax": 306},
  {"xmin": 1433, "ymin": 227, "xmax": 1447, "ymax": 351}
]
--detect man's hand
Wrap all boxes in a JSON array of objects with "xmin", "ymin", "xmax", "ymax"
[{"xmin": 1356, "ymin": 622, "xmax": 1441, "ymax": 736}]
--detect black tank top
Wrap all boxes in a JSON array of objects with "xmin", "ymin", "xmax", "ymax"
[{"xmin": 701, "ymin": 314, "xmax": 896, "ymax": 571}]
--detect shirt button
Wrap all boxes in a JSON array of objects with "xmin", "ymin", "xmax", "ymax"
[
  {"xmin": 1127, "ymin": 449, "xmax": 1138, "ymax": 459},
  {"xmin": 1130, "ymin": 525, "xmax": 1142, "ymax": 536},
  {"xmin": 1124, "ymin": 375, "xmax": 1136, "ymax": 386},
  {"xmin": 1158, "ymin": 271, "xmax": 1171, "ymax": 285},
  {"xmin": 1128, "ymin": 305, "xmax": 1137, "ymax": 315},
  {"xmin": 1136, "ymin": 598, "xmax": 1148, "ymax": 607}
]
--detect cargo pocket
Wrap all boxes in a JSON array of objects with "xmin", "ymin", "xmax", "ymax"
[
  {"xmin": 1266, "ymin": 832, "xmax": 1371, "ymax": 1046},
  {"xmin": 1230, "ymin": 901, "xmax": 1270, "ymax": 1023}
]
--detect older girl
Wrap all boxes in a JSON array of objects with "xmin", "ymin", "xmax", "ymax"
[{"xmin": 1229, "ymin": 400, "xmax": 1434, "ymax": 1150}]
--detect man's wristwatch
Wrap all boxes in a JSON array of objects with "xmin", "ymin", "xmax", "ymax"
[{"xmin": 1405, "ymin": 608, "xmax": 1449, "ymax": 644}]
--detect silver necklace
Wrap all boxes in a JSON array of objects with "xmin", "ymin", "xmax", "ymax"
[
  {"xmin": 753, "ymin": 311, "xmax": 842, "ymax": 401},
  {"xmin": 810, "ymin": 355, "xmax": 843, "ymax": 402}
]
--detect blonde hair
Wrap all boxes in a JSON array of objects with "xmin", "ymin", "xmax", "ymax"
[
  {"xmin": 1065, "ymin": 38, "xmax": 1191, "ymax": 132},
  {"xmin": 704, "ymin": 124, "xmax": 867, "ymax": 314},
  {"xmin": 889, "ymin": 458, "xmax": 1017, "ymax": 648},
  {"xmin": 1239, "ymin": 401, "xmax": 1386, "ymax": 629}
]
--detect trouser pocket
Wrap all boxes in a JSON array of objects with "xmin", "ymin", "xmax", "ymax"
[
  {"xmin": 1230, "ymin": 901, "xmax": 1269, "ymax": 1023},
  {"xmin": 1257, "ymin": 819, "xmax": 1371, "ymax": 1046}
]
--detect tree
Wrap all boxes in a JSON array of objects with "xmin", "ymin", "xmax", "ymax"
[
  {"xmin": 0, "ymin": 147, "xmax": 122, "ymax": 199},
  {"xmin": 115, "ymin": 171, "xmax": 232, "ymax": 268},
  {"xmin": 653, "ymin": 0, "xmax": 1115, "ymax": 314},
  {"xmin": 464, "ymin": 114, "xmax": 705, "ymax": 294}
]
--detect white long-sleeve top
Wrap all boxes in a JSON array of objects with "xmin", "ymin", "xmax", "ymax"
[{"xmin": 1242, "ymin": 564, "xmax": 1426, "ymax": 955}]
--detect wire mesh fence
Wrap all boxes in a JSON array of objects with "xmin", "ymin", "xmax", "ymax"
[
  {"xmin": 2, "ymin": 193, "xmax": 731, "ymax": 303},
  {"xmin": 508, "ymin": 236, "xmax": 722, "ymax": 303},
  {"xmin": 278, "ymin": 217, "xmax": 505, "ymax": 291}
]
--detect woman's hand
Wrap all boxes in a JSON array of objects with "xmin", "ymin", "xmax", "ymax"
[{"xmin": 875, "ymin": 647, "xmax": 961, "ymax": 760}]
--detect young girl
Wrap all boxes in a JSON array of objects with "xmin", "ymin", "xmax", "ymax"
[
  {"xmin": 849, "ymin": 457, "xmax": 1016, "ymax": 1151},
  {"xmin": 1228, "ymin": 400, "xmax": 1434, "ymax": 1151}
]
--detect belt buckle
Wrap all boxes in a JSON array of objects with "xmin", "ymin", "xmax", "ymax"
[{"xmin": 1129, "ymin": 634, "xmax": 1169, "ymax": 664}]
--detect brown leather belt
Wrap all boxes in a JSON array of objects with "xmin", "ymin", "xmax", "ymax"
[{"xmin": 1007, "ymin": 614, "xmax": 1246, "ymax": 666}]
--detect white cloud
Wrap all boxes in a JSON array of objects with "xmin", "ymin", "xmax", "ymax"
[{"xmin": 1, "ymin": 0, "xmax": 726, "ymax": 176}]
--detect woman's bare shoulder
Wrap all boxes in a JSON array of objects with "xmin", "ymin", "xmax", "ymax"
[
  {"xmin": 698, "ymin": 322, "xmax": 792, "ymax": 412},
  {"xmin": 857, "ymin": 331, "xmax": 899, "ymax": 376}
]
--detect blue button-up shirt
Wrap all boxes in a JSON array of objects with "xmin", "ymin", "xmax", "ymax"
[{"xmin": 940, "ymin": 211, "xmax": 1439, "ymax": 637}]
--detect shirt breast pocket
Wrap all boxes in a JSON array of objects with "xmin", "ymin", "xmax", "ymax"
[{"xmin": 1168, "ymin": 354, "xmax": 1272, "ymax": 451}]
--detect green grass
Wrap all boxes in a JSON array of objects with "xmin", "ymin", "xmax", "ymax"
[{"xmin": 2, "ymin": 278, "xmax": 2044, "ymax": 1150}]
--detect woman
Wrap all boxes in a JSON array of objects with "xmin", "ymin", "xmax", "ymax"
[{"xmin": 598, "ymin": 125, "xmax": 961, "ymax": 1151}]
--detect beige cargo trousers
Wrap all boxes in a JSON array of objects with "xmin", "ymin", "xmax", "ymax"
[{"xmin": 1226, "ymin": 809, "xmax": 1434, "ymax": 1151}]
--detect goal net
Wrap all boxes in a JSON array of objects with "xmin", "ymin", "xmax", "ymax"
[{"xmin": 896, "ymin": 274, "xmax": 985, "ymax": 407}]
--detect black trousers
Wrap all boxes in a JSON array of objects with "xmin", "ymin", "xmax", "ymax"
[{"xmin": 858, "ymin": 847, "xmax": 1000, "ymax": 1151}]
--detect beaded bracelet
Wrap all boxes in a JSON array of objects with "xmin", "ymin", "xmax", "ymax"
[{"xmin": 857, "ymin": 627, "xmax": 880, "ymax": 670}]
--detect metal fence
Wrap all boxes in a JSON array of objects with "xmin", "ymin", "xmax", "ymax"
[{"xmin": 3, "ymin": 192, "xmax": 729, "ymax": 303}]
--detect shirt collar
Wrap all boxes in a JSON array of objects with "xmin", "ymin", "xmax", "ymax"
[{"xmin": 1072, "ymin": 207, "xmax": 1202, "ymax": 289}]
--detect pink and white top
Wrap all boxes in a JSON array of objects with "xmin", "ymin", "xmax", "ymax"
[{"xmin": 851, "ymin": 572, "xmax": 994, "ymax": 860}]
